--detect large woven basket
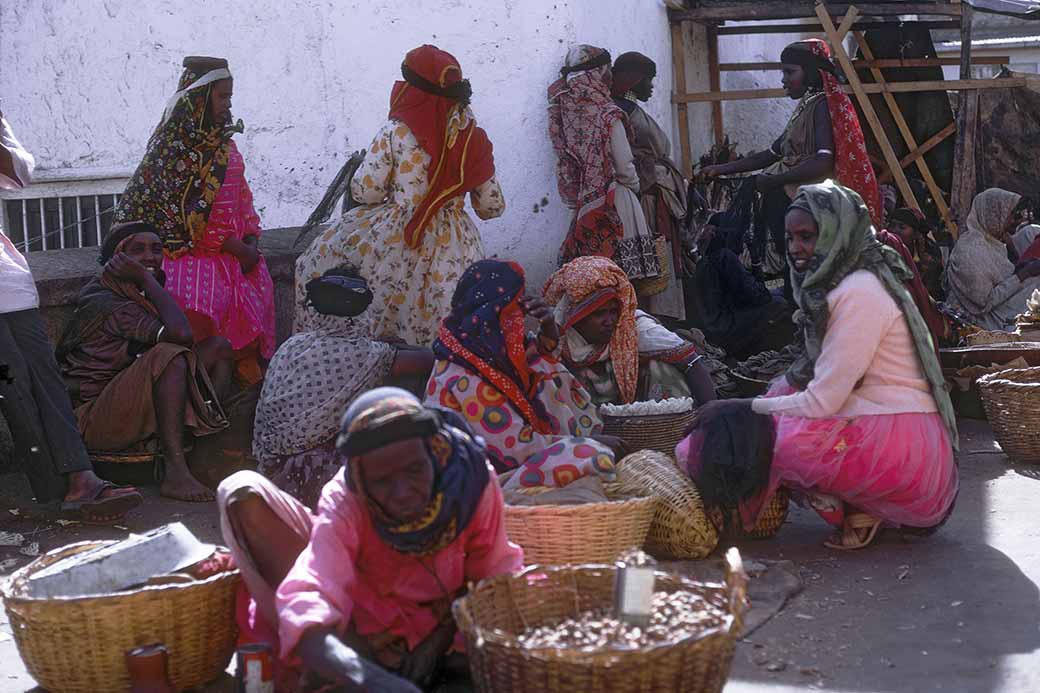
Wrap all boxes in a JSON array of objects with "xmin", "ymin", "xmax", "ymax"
[
  {"xmin": 616, "ymin": 450, "xmax": 718, "ymax": 559},
  {"xmin": 709, "ymin": 489, "xmax": 790, "ymax": 540},
  {"xmin": 454, "ymin": 549, "xmax": 747, "ymax": 692},
  {"xmin": 977, "ymin": 367, "xmax": 1040, "ymax": 464},
  {"xmin": 632, "ymin": 237, "xmax": 672, "ymax": 297},
  {"xmin": 601, "ymin": 408, "xmax": 697, "ymax": 459},
  {"xmin": 2, "ymin": 540, "xmax": 240, "ymax": 692}
]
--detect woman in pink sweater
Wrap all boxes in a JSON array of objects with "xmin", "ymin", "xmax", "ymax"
[{"xmin": 679, "ymin": 181, "xmax": 958, "ymax": 550}]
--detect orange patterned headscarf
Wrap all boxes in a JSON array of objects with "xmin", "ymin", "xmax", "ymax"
[{"xmin": 543, "ymin": 257, "xmax": 639, "ymax": 403}]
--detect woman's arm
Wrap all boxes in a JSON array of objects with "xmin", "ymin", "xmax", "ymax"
[
  {"xmin": 350, "ymin": 123, "xmax": 396, "ymax": 205},
  {"xmin": 682, "ymin": 358, "xmax": 717, "ymax": 404},
  {"xmin": 608, "ymin": 119, "xmax": 640, "ymax": 192},
  {"xmin": 105, "ymin": 254, "xmax": 193, "ymax": 345},
  {"xmin": 702, "ymin": 149, "xmax": 780, "ymax": 178}
]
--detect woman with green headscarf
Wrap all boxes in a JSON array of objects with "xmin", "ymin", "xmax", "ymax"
[{"xmin": 678, "ymin": 180, "xmax": 958, "ymax": 550}]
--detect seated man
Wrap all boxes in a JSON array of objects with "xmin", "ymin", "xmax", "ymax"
[
  {"xmin": 57, "ymin": 222, "xmax": 230, "ymax": 502},
  {"xmin": 219, "ymin": 388, "xmax": 522, "ymax": 691},
  {"xmin": 544, "ymin": 256, "xmax": 717, "ymax": 406},
  {"xmin": 253, "ymin": 265, "xmax": 434, "ymax": 509},
  {"xmin": 0, "ymin": 108, "xmax": 141, "ymax": 523}
]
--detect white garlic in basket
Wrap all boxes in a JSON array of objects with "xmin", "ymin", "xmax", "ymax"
[{"xmin": 599, "ymin": 397, "xmax": 695, "ymax": 417}]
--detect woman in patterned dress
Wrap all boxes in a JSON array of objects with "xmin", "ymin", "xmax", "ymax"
[
  {"xmin": 115, "ymin": 56, "xmax": 275, "ymax": 385},
  {"xmin": 295, "ymin": 45, "xmax": 504, "ymax": 346}
]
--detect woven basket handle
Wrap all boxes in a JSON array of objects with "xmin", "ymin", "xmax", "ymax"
[{"xmin": 724, "ymin": 547, "xmax": 748, "ymax": 636}]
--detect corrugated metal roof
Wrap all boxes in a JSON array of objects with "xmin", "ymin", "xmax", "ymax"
[{"xmin": 968, "ymin": 0, "xmax": 1040, "ymax": 18}]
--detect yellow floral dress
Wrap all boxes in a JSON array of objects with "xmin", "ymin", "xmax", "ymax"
[{"xmin": 295, "ymin": 118, "xmax": 506, "ymax": 344}]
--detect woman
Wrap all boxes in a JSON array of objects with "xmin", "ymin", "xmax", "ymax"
[
  {"xmin": 295, "ymin": 45, "xmax": 504, "ymax": 346},
  {"xmin": 549, "ymin": 45, "xmax": 660, "ymax": 285},
  {"xmin": 249, "ymin": 388, "xmax": 520, "ymax": 689},
  {"xmin": 544, "ymin": 256, "xmax": 716, "ymax": 406},
  {"xmin": 679, "ymin": 181, "xmax": 958, "ymax": 550},
  {"xmin": 115, "ymin": 56, "xmax": 275, "ymax": 385},
  {"xmin": 425, "ymin": 259, "xmax": 620, "ymax": 488},
  {"xmin": 702, "ymin": 40, "xmax": 882, "ymax": 277},
  {"xmin": 253, "ymin": 266, "xmax": 434, "ymax": 509},
  {"xmin": 58, "ymin": 222, "xmax": 230, "ymax": 502},
  {"xmin": 944, "ymin": 188, "xmax": 1040, "ymax": 331},
  {"xmin": 611, "ymin": 50, "xmax": 688, "ymax": 319}
]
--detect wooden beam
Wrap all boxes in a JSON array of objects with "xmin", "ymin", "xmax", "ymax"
[
  {"xmin": 715, "ymin": 20, "xmax": 959, "ymax": 36},
  {"xmin": 952, "ymin": 91, "xmax": 979, "ymax": 234},
  {"xmin": 854, "ymin": 31, "xmax": 953, "ymax": 228},
  {"xmin": 817, "ymin": 5, "xmax": 919, "ymax": 214},
  {"xmin": 718, "ymin": 56, "xmax": 1010, "ymax": 72},
  {"xmin": 670, "ymin": 2, "xmax": 962, "ymax": 23},
  {"xmin": 671, "ymin": 21, "xmax": 693, "ymax": 178},
  {"xmin": 673, "ymin": 78, "xmax": 1027, "ymax": 103},
  {"xmin": 707, "ymin": 24, "xmax": 724, "ymax": 146},
  {"xmin": 878, "ymin": 122, "xmax": 957, "ymax": 183}
]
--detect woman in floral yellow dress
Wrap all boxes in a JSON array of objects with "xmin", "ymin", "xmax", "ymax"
[{"xmin": 295, "ymin": 45, "xmax": 504, "ymax": 344}]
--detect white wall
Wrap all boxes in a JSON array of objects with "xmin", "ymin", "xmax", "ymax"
[{"xmin": 0, "ymin": 0, "xmax": 681, "ymax": 289}]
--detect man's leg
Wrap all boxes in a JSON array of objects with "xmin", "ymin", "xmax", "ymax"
[{"xmin": 155, "ymin": 353, "xmax": 213, "ymax": 501}]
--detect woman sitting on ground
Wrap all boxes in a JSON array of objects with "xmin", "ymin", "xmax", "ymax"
[
  {"xmin": 944, "ymin": 188, "xmax": 1040, "ymax": 331},
  {"xmin": 424, "ymin": 259, "xmax": 623, "ymax": 487},
  {"xmin": 678, "ymin": 181, "xmax": 959, "ymax": 550},
  {"xmin": 544, "ymin": 256, "xmax": 716, "ymax": 407},
  {"xmin": 57, "ymin": 222, "xmax": 231, "ymax": 502},
  {"xmin": 218, "ymin": 387, "xmax": 523, "ymax": 691},
  {"xmin": 253, "ymin": 265, "xmax": 434, "ymax": 510}
]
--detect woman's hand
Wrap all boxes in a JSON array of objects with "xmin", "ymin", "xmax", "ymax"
[
  {"xmin": 700, "ymin": 164, "xmax": 727, "ymax": 180},
  {"xmin": 522, "ymin": 296, "xmax": 560, "ymax": 354},
  {"xmin": 398, "ymin": 623, "xmax": 455, "ymax": 687},
  {"xmin": 222, "ymin": 236, "xmax": 260, "ymax": 274},
  {"xmin": 105, "ymin": 253, "xmax": 154, "ymax": 288}
]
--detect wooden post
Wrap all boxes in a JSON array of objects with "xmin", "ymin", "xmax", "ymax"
[
  {"xmin": 960, "ymin": 2, "xmax": 974, "ymax": 80},
  {"xmin": 671, "ymin": 21, "xmax": 694, "ymax": 178},
  {"xmin": 952, "ymin": 2, "xmax": 977, "ymax": 233},
  {"xmin": 706, "ymin": 24, "xmax": 724, "ymax": 146}
]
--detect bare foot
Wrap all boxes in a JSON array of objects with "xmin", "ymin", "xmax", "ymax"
[{"xmin": 161, "ymin": 470, "xmax": 215, "ymax": 503}]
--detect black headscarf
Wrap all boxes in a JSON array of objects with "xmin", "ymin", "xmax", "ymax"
[
  {"xmin": 98, "ymin": 221, "xmax": 157, "ymax": 264},
  {"xmin": 780, "ymin": 41, "xmax": 837, "ymax": 89}
]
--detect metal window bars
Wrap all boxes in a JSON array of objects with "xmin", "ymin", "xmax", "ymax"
[{"xmin": 1, "ymin": 193, "xmax": 121, "ymax": 253}]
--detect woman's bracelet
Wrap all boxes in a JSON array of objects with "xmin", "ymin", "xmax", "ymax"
[{"xmin": 682, "ymin": 355, "xmax": 704, "ymax": 374}]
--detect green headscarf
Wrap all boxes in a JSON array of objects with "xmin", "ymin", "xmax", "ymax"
[{"xmin": 786, "ymin": 181, "xmax": 958, "ymax": 449}]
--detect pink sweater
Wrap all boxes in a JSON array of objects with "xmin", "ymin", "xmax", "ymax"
[{"xmin": 751, "ymin": 270, "xmax": 937, "ymax": 419}]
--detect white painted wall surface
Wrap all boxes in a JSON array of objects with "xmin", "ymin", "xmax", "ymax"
[{"xmin": 0, "ymin": 0, "xmax": 686, "ymax": 289}]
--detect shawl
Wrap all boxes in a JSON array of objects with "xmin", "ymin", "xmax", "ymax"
[
  {"xmin": 544, "ymin": 256, "xmax": 639, "ymax": 404},
  {"xmin": 389, "ymin": 45, "xmax": 495, "ymax": 249},
  {"xmin": 787, "ymin": 181, "xmax": 957, "ymax": 447},
  {"xmin": 549, "ymin": 45, "xmax": 629, "ymax": 264},
  {"xmin": 781, "ymin": 40, "xmax": 883, "ymax": 228},
  {"xmin": 338, "ymin": 387, "xmax": 490, "ymax": 556},
  {"xmin": 876, "ymin": 229, "xmax": 947, "ymax": 352},
  {"xmin": 611, "ymin": 51, "xmax": 656, "ymax": 98},
  {"xmin": 114, "ymin": 57, "xmax": 244, "ymax": 257},
  {"xmin": 432, "ymin": 259, "xmax": 552, "ymax": 433}
]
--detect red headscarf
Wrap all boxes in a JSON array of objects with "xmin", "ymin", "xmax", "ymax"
[
  {"xmin": 784, "ymin": 39, "xmax": 884, "ymax": 228},
  {"xmin": 388, "ymin": 45, "xmax": 496, "ymax": 249}
]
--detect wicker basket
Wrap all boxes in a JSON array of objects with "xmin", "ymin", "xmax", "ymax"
[
  {"xmin": 632, "ymin": 237, "xmax": 672, "ymax": 297},
  {"xmin": 601, "ymin": 407, "xmax": 697, "ymax": 459},
  {"xmin": 616, "ymin": 450, "xmax": 718, "ymax": 559},
  {"xmin": 978, "ymin": 367, "xmax": 1040, "ymax": 464},
  {"xmin": 2, "ymin": 540, "xmax": 240, "ymax": 692},
  {"xmin": 708, "ymin": 489, "xmax": 790, "ymax": 540},
  {"xmin": 453, "ymin": 549, "xmax": 748, "ymax": 692}
]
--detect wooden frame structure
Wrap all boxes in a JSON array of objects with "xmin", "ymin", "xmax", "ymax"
[{"xmin": 669, "ymin": 0, "xmax": 1027, "ymax": 232}]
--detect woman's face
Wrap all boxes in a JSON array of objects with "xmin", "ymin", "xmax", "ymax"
[
  {"xmin": 781, "ymin": 64, "xmax": 807, "ymax": 99},
  {"xmin": 889, "ymin": 220, "xmax": 917, "ymax": 246},
  {"xmin": 122, "ymin": 232, "xmax": 164, "ymax": 277},
  {"xmin": 574, "ymin": 300, "xmax": 621, "ymax": 346},
  {"xmin": 359, "ymin": 438, "xmax": 434, "ymax": 524},
  {"xmin": 208, "ymin": 78, "xmax": 234, "ymax": 126},
  {"xmin": 786, "ymin": 208, "xmax": 819, "ymax": 272}
]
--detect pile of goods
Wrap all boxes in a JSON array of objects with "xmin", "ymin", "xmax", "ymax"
[
  {"xmin": 733, "ymin": 344, "xmax": 800, "ymax": 381},
  {"xmin": 600, "ymin": 397, "xmax": 693, "ymax": 417},
  {"xmin": 1016, "ymin": 290, "xmax": 1040, "ymax": 340},
  {"xmin": 518, "ymin": 590, "xmax": 725, "ymax": 650}
]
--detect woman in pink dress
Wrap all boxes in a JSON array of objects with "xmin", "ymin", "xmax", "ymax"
[{"xmin": 115, "ymin": 56, "xmax": 275, "ymax": 385}]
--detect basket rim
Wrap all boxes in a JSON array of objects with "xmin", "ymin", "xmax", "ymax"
[
  {"xmin": 504, "ymin": 494, "xmax": 657, "ymax": 514},
  {"xmin": 454, "ymin": 563, "xmax": 739, "ymax": 660},
  {"xmin": 976, "ymin": 366, "xmax": 1040, "ymax": 388},
  {"xmin": 1, "ymin": 539, "xmax": 239, "ymax": 606},
  {"xmin": 600, "ymin": 408, "xmax": 697, "ymax": 422}
]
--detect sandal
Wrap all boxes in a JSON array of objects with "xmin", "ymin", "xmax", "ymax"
[
  {"xmin": 824, "ymin": 512, "xmax": 882, "ymax": 551},
  {"xmin": 60, "ymin": 482, "xmax": 143, "ymax": 525}
]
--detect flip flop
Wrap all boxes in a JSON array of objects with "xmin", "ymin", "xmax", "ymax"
[
  {"xmin": 60, "ymin": 482, "xmax": 143, "ymax": 525},
  {"xmin": 824, "ymin": 512, "xmax": 882, "ymax": 551}
]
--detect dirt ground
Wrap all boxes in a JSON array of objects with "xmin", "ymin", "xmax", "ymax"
[{"xmin": 1, "ymin": 418, "xmax": 1037, "ymax": 692}]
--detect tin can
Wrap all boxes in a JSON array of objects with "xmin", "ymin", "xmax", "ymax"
[{"xmin": 235, "ymin": 643, "xmax": 274, "ymax": 693}]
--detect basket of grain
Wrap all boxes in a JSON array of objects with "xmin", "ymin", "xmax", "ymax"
[{"xmin": 600, "ymin": 398, "xmax": 697, "ymax": 459}]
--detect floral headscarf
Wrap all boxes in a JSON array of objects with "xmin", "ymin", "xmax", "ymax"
[
  {"xmin": 543, "ymin": 256, "xmax": 639, "ymax": 404},
  {"xmin": 965, "ymin": 188, "xmax": 1022, "ymax": 241},
  {"xmin": 114, "ymin": 57, "xmax": 243, "ymax": 257}
]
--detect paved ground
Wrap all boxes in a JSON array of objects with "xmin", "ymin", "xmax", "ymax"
[{"xmin": 1, "ymin": 418, "xmax": 1037, "ymax": 692}]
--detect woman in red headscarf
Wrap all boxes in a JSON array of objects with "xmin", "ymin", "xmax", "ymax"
[{"xmin": 296, "ymin": 45, "xmax": 503, "ymax": 346}]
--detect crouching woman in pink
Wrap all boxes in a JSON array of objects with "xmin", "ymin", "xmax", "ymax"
[
  {"xmin": 678, "ymin": 181, "xmax": 958, "ymax": 550},
  {"xmin": 218, "ymin": 387, "xmax": 521, "ymax": 691}
]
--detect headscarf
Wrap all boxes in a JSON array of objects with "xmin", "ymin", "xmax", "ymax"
[
  {"xmin": 114, "ymin": 57, "xmax": 244, "ymax": 257},
  {"xmin": 780, "ymin": 40, "xmax": 884, "ymax": 228},
  {"xmin": 965, "ymin": 188, "xmax": 1022, "ymax": 241},
  {"xmin": 389, "ymin": 45, "xmax": 495, "ymax": 249},
  {"xmin": 888, "ymin": 207, "xmax": 927, "ymax": 235},
  {"xmin": 611, "ymin": 51, "xmax": 656, "ymax": 98},
  {"xmin": 432, "ymin": 260, "xmax": 552, "ymax": 433},
  {"xmin": 337, "ymin": 387, "xmax": 490, "ymax": 555},
  {"xmin": 549, "ymin": 45, "xmax": 628, "ymax": 264},
  {"xmin": 786, "ymin": 181, "xmax": 957, "ymax": 447},
  {"xmin": 543, "ymin": 256, "xmax": 639, "ymax": 404}
]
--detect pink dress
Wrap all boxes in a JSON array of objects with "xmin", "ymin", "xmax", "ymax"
[
  {"xmin": 276, "ymin": 467, "xmax": 523, "ymax": 660},
  {"xmin": 162, "ymin": 141, "xmax": 276, "ymax": 358}
]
